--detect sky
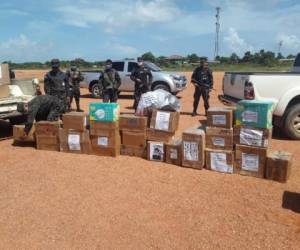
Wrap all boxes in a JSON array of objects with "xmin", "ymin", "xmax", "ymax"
[{"xmin": 1, "ymin": 0, "xmax": 300, "ymax": 62}]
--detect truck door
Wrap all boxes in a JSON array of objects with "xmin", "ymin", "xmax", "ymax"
[
  {"xmin": 112, "ymin": 61, "xmax": 126, "ymax": 91},
  {"xmin": 124, "ymin": 62, "xmax": 138, "ymax": 92}
]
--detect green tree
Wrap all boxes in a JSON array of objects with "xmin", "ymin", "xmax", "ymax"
[
  {"xmin": 187, "ymin": 53, "xmax": 200, "ymax": 63},
  {"xmin": 141, "ymin": 52, "xmax": 156, "ymax": 62},
  {"xmin": 229, "ymin": 53, "xmax": 240, "ymax": 64}
]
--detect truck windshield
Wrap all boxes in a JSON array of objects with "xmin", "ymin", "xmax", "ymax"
[
  {"xmin": 294, "ymin": 53, "xmax": 300, "ymax": 67},
  {"xmin": 144, "ymin": 62, "xmax": 161, "ymax": 72}
]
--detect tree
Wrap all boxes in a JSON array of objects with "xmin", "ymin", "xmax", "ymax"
[
  {"xmin": 229, "ymin": 53, "xmax": 240, "ymax": 64},
  {"xmin": 277, "ymin": 53, "xmax": 284, "ymax": 60},
  {"xmin": 187, "ymin": 53, "xmax": 200, "ymax": 63},
  {"xmin": 141, "ymin": 52, "xmax": 156, "ymax": 62},
  {"xmin": 287, "ymin": 54, "xmax": 295, "ymax": 59},
  {"xmin": 242, "ymin": 51, "xmax": 254, "ymax": 63}
]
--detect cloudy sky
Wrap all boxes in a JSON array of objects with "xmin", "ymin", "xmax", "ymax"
[{"xmin": 1, "ymin": 0, "xmax": 300, "ymax": 62}]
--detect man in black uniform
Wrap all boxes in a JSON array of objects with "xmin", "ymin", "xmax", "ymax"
[
  {"xmin": 44, "ymin": 59, "xmax": 70, "ymax": 113},
  {"xmin": 130, "ymin": 57, "xmax": 152, "ymax": 110},
  {"xmin": 191, "ymin": 59, "xmax": 214, "ymax": 116},
  {"xmin": 99, "ymin": 59, "xmax": 121, "ymax": 103},
  {"xmin": 17, "ymin": 95, "xmax": 64, "ymax": 135},
  {"xmin": 66, "ymin": 66, "xmax": 84, "ymax": 111}
]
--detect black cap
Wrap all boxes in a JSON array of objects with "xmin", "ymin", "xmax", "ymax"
[
  {"xmin": 106, "ymin": 59, "xmax": 113, "ymax": 64},
  {"xmin": 70, "ymin": 66, "xmax": 77, "ymax": 71},
  {"xmin": 51, "ymin": 58, "xmax": 60, "ymax": 68},
  {"xmin": 200, "ymin": 57, "xmax": 208, "ymax": 62},
  {"xmin": 137, "ymin": 57, "xmax": 143, "ymax": 62}
]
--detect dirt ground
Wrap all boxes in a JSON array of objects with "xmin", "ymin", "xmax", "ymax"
[{"xmin": 0, "ymin": 71, "xmax": 299, "ymax": 249}]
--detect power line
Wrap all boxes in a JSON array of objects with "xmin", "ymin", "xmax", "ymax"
[{"xmin": 214, "ymin": 7, "xmax": 221, "ymax": 59}]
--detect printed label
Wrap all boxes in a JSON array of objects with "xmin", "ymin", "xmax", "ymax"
[
  {"xmin": 98, "ymin": 137, "xmax": 108, "ymax": 147},
  {"xmin": 212, "ymin": 137, "xmax": 225, "ymax": 147},
  {"xmin": 150, "ymin": 143, "xmax": 164, "ymax": 161},
  {"xmin": 68, "ymin": 134, "xmax": 81, "ymax": 151},
  {"xmin": 212, "ymin": 115, "xmax": 226, "ymax": 125},
  {"xmin": 242, "ymin": 153, "xmax": 259, "ymax": 172},
  {"xmin": 210, "ymin": 152, "xmax": 233, "ymax": 173},
  {"xmin": 183, "ymin": 142, "xmax": 199, "ymax": 161},
  {"xmin": 240, "ymin": 128, "xmax": 263, "ymax": 147},
  {"xmin": 155, "ymin": 111, "xmax": 171, "ymax": 131},
  {"xmin": 242, "ymin": 110, "xmax": 258, "ymax": 123},
  {"xmin": 95, "ymin": 109, "xmax": 105, "ymax": 119},
  {"xmin": 170, "ymin": 148, "xmax": 178, "ymax": 160},
  {"xmin": 84, "ymin": 116, "xmax": 87, "ymax": 127}
]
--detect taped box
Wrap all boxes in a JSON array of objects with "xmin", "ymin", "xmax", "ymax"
[
  {"xmin": 90, "ymin": 121, "xmax": 119, "ymax": 136},
  {"xmin": 121, "ymin": 130, "xmax": 146, "ymax": 147},
  {"xmin": 13, "ymin": 124, "xmax": 35, "ymax": 143},
  {"xmin": 121, "ymin": 145, "xmax": 147, "ymax": 158},
  {"xmin": 165, "ymin": 140, "xmax": 182, "ymax": 166},
  {"xmin": 236, "ymin": 100, "xmax": 274, "ymax": 129},
  {"xmin": 206, "ymin": 127, "xmax": 233, "ymax": 151},
  {"xmin": 207, "ymin": 108, "xmax": 233, "ymax": 129},
  {"xmin": 90, "ymin": 131, "xmax": 121, "ymax": 157},
  {"xmin": 150, "ymin": 110, "xmax": 179, "ymax": 133},
  {"xmin": 36, "ymin": 136, "xmax": 60, "ymax": 151},
  {"xmin": 266, "ymin": 151, "xmax": 293, "ymax": 183},
  {"xmin": 205, "ymin": 149, "xmax": 234, "ymax": 174},
  {"xmin": 119, "ymin": 114, "xmax": 147, "ymax": 131},
  {"xmin": 89, "ymin": 102, "xmax": 120, "ymax": 122},
  {"xmin": 147, "ymin": 141, "xmax": 165, "ymax": 162},
  {"xmin": 235, "ymin": 144, "xmax": 267, "ymax": 178},
  {"xmin": 234, "ymin": 126, "xmax": 272, "ymax": 148},
  {"xmin": 182, "ymin": 126, "xmax": 205, "ymax": 170},
  {"xmin": 59, "ymin": 129, "xmax": 92, "ymax": 154},
  {"xmin": 0, "ymin": 64, "xmax": 10, "ymax": 85},
  {"xmin": 147, "ymin": 128, "xmax": 174, "ymax": 143},
  {"xmin": 63, "ymin": 112, "xmax": 88, "ymax": 131},
  {"xmin": 35, "ymin": 121, "xmax": 61, "ymax": 151}
]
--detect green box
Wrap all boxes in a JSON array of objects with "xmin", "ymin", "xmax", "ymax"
[
  {"xmin": 236, "ymin": 100, "xmax": 274, "ymax": 129},
  {"xmin": 89, "ymin": 102, "xmax": 120, "ymax": 122}
]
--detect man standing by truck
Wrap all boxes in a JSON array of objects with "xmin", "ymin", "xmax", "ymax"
[
  {"xmin": 66, "ymin": 66, "xmax": 84, "ymax": 111},
  {"xmin": 99, "ymin": 59, "xmax": 121, "ymax": 103},
  {"xmin": 191, "ymin": 58, "xmax": 213, "ymax": 116},
  {"xmin": 130, "ymin": 57, "xmax": 153, "ymax": 110},
  {"xmin": 44, "ymin": 59, "xmax": 70, "ymax": 113}
]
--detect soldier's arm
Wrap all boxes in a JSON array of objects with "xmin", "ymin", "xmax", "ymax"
[
  {"xmin": 209, "ymin": 69, "xmax": 214, "ymax": 89},
  {"xmin": 191, "ymin": 68, "xmax": 198, "ymax": 84},
  {"xmin": 99, "ymin": 72, "xmax": 106, "ymax": 88},
  {"xmin": 130, "ymin": 69, "xmax": 137, "ymax": 82},
  {"xmin": 44, "ymin": 74, "xmax": 50, "ymax": 94},
  {"xmin": 79, "ymin": 72, "xmax": 84, "ymax": 82},
  {"xmin": 64, "ymin": 74, "xmax": 70, "ymax": 96},
  {"xmin": 24, "ymin": 103, "xmax": 39, "ymax": 135},
  {"xmin": 148, "ymin": 70, "xmax": 153, "ymax": 84}
]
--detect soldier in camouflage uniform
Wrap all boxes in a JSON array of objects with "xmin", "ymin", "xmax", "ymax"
[
  {"xmin": 66, "ymin": 66, "xmax": 84, "ymax": 111},
  {"xmin": 130, "ymin": 57, "xmax": 153, "ymax": 110},
  {"xmin": 17, "ymin": 95, "xmax": 64, "ymax": 135},
  {"xmin": 99, "ymin": 59, "xmax": 121, "ymax": 103},
  {"xmin": 44, "ymin": 59, "xmax": 70, "ymax": 113}
]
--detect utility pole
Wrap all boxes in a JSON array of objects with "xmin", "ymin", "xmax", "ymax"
[
  {"xmin": 278, "ymin": 40, "xmax": 283, "ymax": 54},
  {"xmin": 214, "ymin": 7, "xmax": 221, "ymax": 60}
]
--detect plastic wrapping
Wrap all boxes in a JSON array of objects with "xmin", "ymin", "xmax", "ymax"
[{"xmin": 136, "ymin": 89, "xmax": 181, "ymax": 116}]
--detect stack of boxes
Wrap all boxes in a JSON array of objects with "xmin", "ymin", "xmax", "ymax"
[
  {"xmin": 60, "ymin": 112, "xmax": 91, "ymax": 154},
  {"xmin": 120, "ymin": 114, "xmax": 148, "ymax": 158},
  {"xmin": 35, "ymin": 121, "xmax": 61, "ymax": 151},
  {"xmin": 13, "ymin": 124, "xmax": 35, "ymax": 144},
  {"xmin": 89, "ymin": 103, "xmax": 121, "ymax": 157},
  {"xmin": 205, "ymin": 108, "xmax": 234, "ymax": 174}
]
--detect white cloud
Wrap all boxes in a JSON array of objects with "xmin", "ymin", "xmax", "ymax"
[
  {"xmin": 224, "ymin": 28, "xmax": 253, "ymax": 55},
  {"xmin": 111, "ymin": 43, "xmax": 138, "ymax": 55},
  {"xmin": 277, "ymin": 34, "xmax": 300, "ymax": 50}
]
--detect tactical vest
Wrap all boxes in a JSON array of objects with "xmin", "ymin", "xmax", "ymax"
[{"xmin": 46, "ymin": 72, "xmax": 66, "ymax": 95}]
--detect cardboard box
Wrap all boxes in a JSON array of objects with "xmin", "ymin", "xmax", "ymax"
[
  {"xmin": 0, "ymin": 64, "xmax": 10, "ymax": 85},
  {"xmin": 182, "ymin": 126, "xmax": 206, "ymax": 170},
  {"xmin": 206, "ymin": 127, "xmax": 233, "ymax": 150},
  {"xmin": 207, "ymin": 108, "xmax": 233, "ymax": 129},
  {"xmin": 0, "ymin": 85, "xmax": 10, "ymax": 98},
  {"xmin": 119, "ymin": 114, "xmax": 147, "ymax": 131},
  {"xmin": 121, "ymin": 145, "xmax": 147, "ymax": 158},
  {"xmin": 147, "ymin": 128, "xmax": 175, "ymax": 143},
  {"xmin": 150, "ymin": 110, "xmax": 179, "ymax": 133},
  {"xmin": 63, "ymin": 112, "xmax": 88, "ymax": 131},
  {"xmin": 90, "ymin": 132, "xmax": 121, "ymax": 149},
  {"xmin": 234, "ymin": 126, "xmax": 272, "ymax": 148},
  {"xmin": 205, "ymin": 149, "xmax": 234, "ymax": 174},
  {"xmin": 236, "ymin": 100, "xmax": 274, "ymax": 129},
  {"xmin": 235, "ymin": 145, "xmax": 267, "ymax": 178},
  {"xmin": 36, "ymin": 136, "xmax": 60, "ymax": 151},
  {"xmin": 59, "ymin": 129, "xmax": 92, "ymax": 154},
  {"xmin": 13, "ymin": 125, "xmax": 35, "ymax": 142},
  {"xmin": 90, "ymin": 121, "xmax": 119, "ymax": 136},
  {"xmin": 266, "ymin": 151, "xmax": 293, "ymax": 183},
  {"xmin": 35, "ymin": 121, "xmax": 61, "ymax": 137},
  {"xmin": 89, "ymin": 102, "xmax": 120, "ymax": 122},
  {"xmin": 165, "ymin": 140, "xmax": 182, "ymax": 166},
  {"xmin": 121, "ymin": 130, "xmax": 146, "ymax": 147},
  {"xmin": 147, "ymin": 141, "xmax": 165, "ymax": 162}
]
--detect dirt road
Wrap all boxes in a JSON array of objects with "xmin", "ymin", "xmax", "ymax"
[{"xmin": 0, "ymin": 71, "xmax": 299, "ymax": 249}]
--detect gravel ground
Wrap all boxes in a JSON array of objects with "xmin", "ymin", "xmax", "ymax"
[{"xmin": 0, "ymin": 71, "xmax": 299, "ymax": 249}]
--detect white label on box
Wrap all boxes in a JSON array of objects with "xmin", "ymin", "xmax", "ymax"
[
  {"xmin": 212, "ymin": 115, "xmax": 226, "ymax": 125},
  {"xmin": 97, "ymin": 137, "xmax": 108, "ymax": 147},
  {"xmin": 242, "ymin": 110, "xmax": 258, "ymax": 123},
  {"xmin": 150, "ymin": 143, "xmax": 164, "ymax": 161},
  {"xmin": 210, "ymin": 152, "xmax": 233, "ymax": 173},
  {"xmin": 84, "ymin": 116, "xmax": 87, "ymax": 127},
  {"xmin": 155, "ymin": 111, "xmax": 171, "ymax": 131},
  {"xmin": 95, "ymin": 109, "xmax": 105, "ymax": 119},
  {"xmin": 183, "ymin": 142, "xmax": 199, "ymax": 161},
  {"xmin": 242, "ymin": 153, "xmax": 259, "ymax": 172},
  {"xmin": 68, "ymin": 134, "xmax": 81, "ymax": 151},
  {"xmin": 240, "ymin": 128, "xmax": 263, "ymax": 147},
  {"xmin": 0, "ymin": 65, "xmax": 2, "ymax": 79},
  {"xmin": 170, "ymin": 148, "xmax": 178, "ymax": 160},
  {"xmin": 212, "ymin": 137, "xmax": 225, "ymax": 147}
]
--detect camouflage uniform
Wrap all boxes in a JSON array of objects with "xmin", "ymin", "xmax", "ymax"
[
  {"xmin": 130, "ymin": 65, "xmax": 152, "ymax": 110},
  {"xmin": 44, "ymin": 70, "xmax": 69, "ymax": 112},
  {"xmin": 66, "ymin": 68, "xmax": 84, "ymax": 111},
  {"xmin": 100, "ymin": 68, "xmax": 121, "ymax": 103}
]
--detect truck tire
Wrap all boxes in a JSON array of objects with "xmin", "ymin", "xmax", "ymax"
[
  {"xmin": 91, "ymin": 83, "xmax": 103, "ymax": 98},
  {"xmin": 152, "ymin": 82, "xmax": 171, "ymax": 93},
  {"xmin": 283, "ymin": 104, "xmax": 300, "ymax": 139}
]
